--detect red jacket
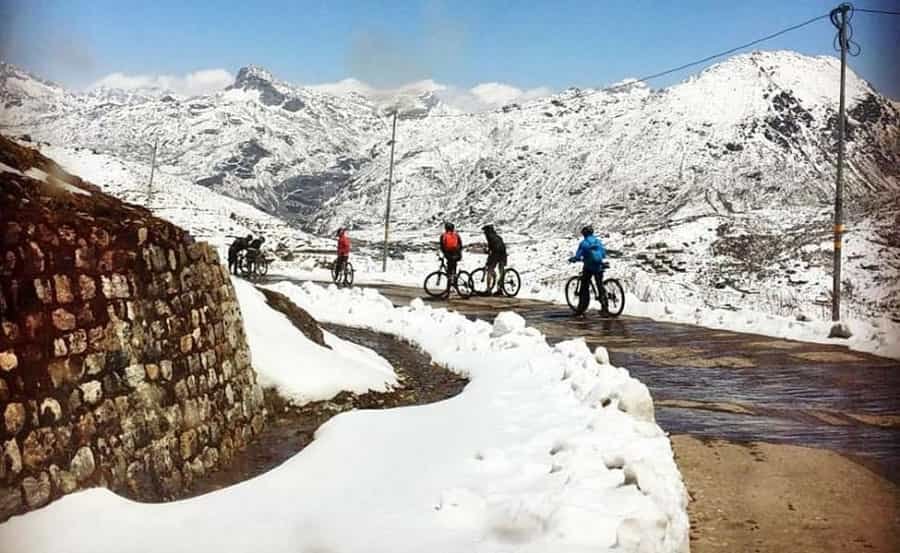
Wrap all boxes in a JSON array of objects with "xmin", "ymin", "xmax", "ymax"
[{"xmin": 337, "ymin": 233, "xmax": 351, "ymax": 256}]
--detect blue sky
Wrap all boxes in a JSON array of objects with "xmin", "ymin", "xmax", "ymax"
[{"xmin": 1, "ymin": 0, "xmax": 898, "ymax": 97}]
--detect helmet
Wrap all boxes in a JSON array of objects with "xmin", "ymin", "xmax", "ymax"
[
  {"xmin": 245, "ymin": 234, "xmax": 252, "ymax": 240},
  {"xmin": 481, "ymin": 224, "xmax": 494, "ymax": 234},
  {"xmin": 580, "ymin": 225, "xmax": 593, "ymax": 237},
  {"xmin": 444, "ymin": 222, "xmax": 455, "ymax": 232}
]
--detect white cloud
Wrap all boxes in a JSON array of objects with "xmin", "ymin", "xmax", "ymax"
[
  {"xmin": 470, "ymin": 82, "xmax": 553, "ymax": 107},
  {"xmin": 307, "ymin": 78, "xmax": 375, "ymax": 97},
  {"xmin": 88, "ymin": 67, "xmax": 552, "ymax": 111},
  {"xmin": 90, "ymin": 68, "xmax": 233, "ymax": 97},
  {"xmin": 306, "ymin": 77, "xmax": 553, "ymax": 112}
]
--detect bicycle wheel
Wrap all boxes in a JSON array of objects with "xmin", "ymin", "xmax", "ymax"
[
  {"xmin": 566, "ymin": 275, "xmax": 598, "ymax": 314},
  {"xmin": 469, "ymin": 268, "xmax": 491, "ymax": 295},
  {"xmin": 455, "ymin": 270, "xmax": 474, "ymax": 299},
  {"xmin": 344, "ymin": 263, "xmax": 355, "ymax": 287},
  {"xmin": 423, "ymin": 271, "xmax": 450, "ymax": 298},
  {"xmin": 501, "ymin": 268, "xmax": 521, "ymax": 297},
  {"xmin": 238, "ymin": 255, "xmax": 252, "ymax": 278},
  {"xmin": 564, "ymin": 276, "xmax": 581, "ymax": 311},
  {"xmin": 603, "ymin": 278, "xmax": 626, "ymax": 317},
  {"xmin": 257, "ymin": 257, "xmax": 269, "ymax": 277}
]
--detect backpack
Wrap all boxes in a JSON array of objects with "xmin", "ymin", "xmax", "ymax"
[
  {"xmin": 586, "ymin": 237, "xmax": 606, "ymax": 266},
  {"xmin": 443, "ymin": 231, "xmax": 460, "ymax": 252}
]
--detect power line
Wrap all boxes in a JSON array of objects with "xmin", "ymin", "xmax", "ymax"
[
  {"xmin": 418, "ymin": 10, "xmax": 835, "ymax": 117},
  {"xmin": 855, "ymin": 8, "xmax": 900, "ymax": 15},
  {"xmin": 606, "ymin": 13, "xmax": 832, "ymax": 91}
]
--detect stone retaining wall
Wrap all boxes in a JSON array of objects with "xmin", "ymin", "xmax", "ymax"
[{"xmin": 0, "ymin": 136, "xmax": 265, "ymax": 521}]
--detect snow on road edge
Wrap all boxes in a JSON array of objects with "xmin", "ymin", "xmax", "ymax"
[
  {"xmin": 267, "ymin": 281, "xmax": 690, "ymax": 551},
  {"xmin": 1, "ymin": 281, "xmax": 689, "ymax": 552},
  {"xmin": 232, "ymin": 278, "xmax": 397, "ymax": 404}
]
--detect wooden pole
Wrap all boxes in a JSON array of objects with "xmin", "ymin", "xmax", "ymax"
[
  {"xmin": 147, "ymin": 136, "xmax": 159, "ymax": 206},
  {"xmin": 382, "ymin": 110, "xmax": 398, "ymax": 272},
  {"xmin": 831, "ymin": 4, "xmax": 849, "ymax": 324}
]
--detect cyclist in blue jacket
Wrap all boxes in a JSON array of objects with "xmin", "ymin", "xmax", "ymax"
[{"xmin": 568, "ymin": 225, "xmax": 609, "ymax": 315}]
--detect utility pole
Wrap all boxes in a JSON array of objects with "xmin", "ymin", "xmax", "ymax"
[
  {"xmin": 830, "ymin": 3, "xmax": 850, "ymax": 333},
  {"xmin": 147, "ymin": 135, "xmax": 159, "ymax": 206},
  {"xmin": 382, "ymin": 110, "xmax": 398, "ymax": 272}
]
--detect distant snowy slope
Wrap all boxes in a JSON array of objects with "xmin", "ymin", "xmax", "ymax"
[
  {"xmin": 4, "ymin": 50, "xmax": 896, "ymax": 233},
  {"xmin": 38, "ymin": 144, "xmax": 322, "ymax": 256},
  {"xmin": 317, "ymin": 51, "xmax": 899, "ymax": 232},
  {"xmin": 3, "ymin": 50, "xmax": 898, "ymax": 322}
]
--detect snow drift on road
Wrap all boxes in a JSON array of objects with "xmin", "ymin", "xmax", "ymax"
[
  {"xmin": 0, "ymin": 283, "xmax": 688, "ymax": 553},
  {"xmin": 232, "ymin": 277, "xmax": 396, "ymax": 403}
]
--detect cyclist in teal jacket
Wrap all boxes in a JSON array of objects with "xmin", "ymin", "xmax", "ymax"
[{"xmin": 568, "ymin": 225, "xmax": 609, "ymax": 315}]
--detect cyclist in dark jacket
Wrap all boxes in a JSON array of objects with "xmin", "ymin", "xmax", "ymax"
[
  {"xmin": 568, "ymin": 225, "xmax": 609, "ymax": 315},
  {"xmin": 228, "ymin": 234, "xmax": 252, "ymax": 275},
  {"xmin": 245, "ymin": 236, "xmax": 266, "ymax": 268},
  {"xmin": 482, "ymin": 224, "xmax": 507, "ymax": 295},
  {"xmin": 439, "ymin": 222, "xmax": 463, "ymax": 279}
]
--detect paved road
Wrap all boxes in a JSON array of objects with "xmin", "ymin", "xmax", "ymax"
[{"xmin": 331, "ymin": 281, "xmax": 900, "ymax": 481}]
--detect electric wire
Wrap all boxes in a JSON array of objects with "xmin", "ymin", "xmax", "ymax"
[
  {"xmin": 854, "ymin": 8, "xmax": 900, "ymax": 15},
  {"xmin": 609, "ymin": 13, "xmax": 832, "ymax": 91},
  {"xmin": 417, "ymin": 11, "xmax": 835, "ymax": 118}
]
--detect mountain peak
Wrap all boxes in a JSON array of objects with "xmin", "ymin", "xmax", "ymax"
[
  {"xmin": 233, "ymin": 65, "xmax": 275, "ymax": 88},
  {"xmin": 227, "ymin": 65, "xmax": 291, "ymax": 106}
]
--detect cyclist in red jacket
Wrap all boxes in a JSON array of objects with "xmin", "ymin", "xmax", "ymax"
[
  {"xmin": 335, "ymin": 227, "xmax": 351, "ymax": 277},
  {"xmin": 439, "ymin": 222, "xmax": 463, "ymax": 280}
]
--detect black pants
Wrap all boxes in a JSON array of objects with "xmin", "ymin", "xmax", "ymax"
[
  {"xmin": 335, "ymin": 255, "xmax": 348, "ymax": 276},
  {"xmin": 445, "ymin": 252, "xmax": 461, "ymax": 278},
  {"xmin": 576, "ymin": 270, "xmax": 607, "ymax": 315},
  {"xmin": 228, "ymin": 250, "xmax": 239, "ymax": 274}
]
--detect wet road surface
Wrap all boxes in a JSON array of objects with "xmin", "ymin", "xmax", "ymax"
[{"xmin": 273, "ymin": 278, "xmax": 900, "ymax": 481}]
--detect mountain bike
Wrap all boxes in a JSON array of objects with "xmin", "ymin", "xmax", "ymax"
[
  {"xmin": 470, "ymin": 265, "xmax": 522, "ymax": 297},
  {"xmin": 423, "ymin": 255, "xmax": 474, "ymax": 299},
  {"xmin": 238, "ymin": 248, "xmax": 270, "ymax": 278},
  {"xmin": 331, "ymin": 258, "xmax": 355, "ymax": 288},
  {"xmin": 564, "ymin": 263, "xmax": 625, "ymax": 316}
]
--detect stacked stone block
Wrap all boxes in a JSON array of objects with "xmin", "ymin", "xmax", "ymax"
[{"xmin": 0, "ymin": 136, "xmax": 265, "ymax": 521}]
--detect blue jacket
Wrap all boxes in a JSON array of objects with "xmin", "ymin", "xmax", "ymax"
[{"xmin": 572, "ymin": 235, "xmax": 606, "ymax": 273}]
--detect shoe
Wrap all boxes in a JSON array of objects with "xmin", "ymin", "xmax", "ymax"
[{"xmin": 492, "ymin": 291, "xmax": 504, "ymax": 297}]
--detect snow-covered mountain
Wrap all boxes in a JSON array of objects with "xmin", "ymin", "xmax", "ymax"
[
  {"xmin": 0, "ymin": 62, "xmax": 451, "ymax": 219},
  {"xmin": 2, "ymin": 51, "xmax": 899, "ymax": 321},
  {"xmin": 3, "ymin": 52, "xmax": 897, "ymax": 231},
  {"xmin": 318, "ymin": 51, "xmax": 899, "ymax": 233}
]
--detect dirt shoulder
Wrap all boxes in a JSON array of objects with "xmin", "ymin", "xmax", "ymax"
[{"xmin": 672, "ymin": 435, "xmax": 900, "ymax": 552}]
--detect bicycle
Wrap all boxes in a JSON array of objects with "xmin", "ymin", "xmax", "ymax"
[
  {"xmin": 470, "ymin": 265, "xmax": 522, "ymax": 297},
  {"xmin": 423, "ymin": 255, "xmax": 474, "ymax": 299},
  {"xmin": 331, "ymin": 258, "xmax": 355, "ymax": 288},
  {"xmin": 564, "ymin": 262, "xmax": 625, "ymax": 316},
  {"xmin": 238, "ymin": 248, "xmax": 270, "ymax": 278}
]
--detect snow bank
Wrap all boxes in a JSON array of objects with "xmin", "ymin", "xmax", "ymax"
[
  {"xmin": 622, "ymin": 296, "xmax": 900, "ymax": 360},
  {"xmin": 232, "ymin": 278, "xmax": 396, "ymax": 403},
  {"xmin": 0, "ymin": 283, "xmax": 689, "ymax": 553}
]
